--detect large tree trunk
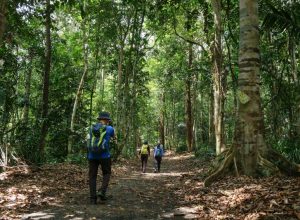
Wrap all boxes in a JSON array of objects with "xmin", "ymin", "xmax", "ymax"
[
  {"xmin": 39, "ymin": 0, "xmax": 52, "ymax": 158},
  {"xmin": 211, "ymin": 0, "xmax": 225, "ymax": 155},
  {"xmin": 204, "ymin": 0, "xmax": 300, "ymax": 186},
  {"xmin": 67, "ymin": 10, "xmax": 89, "ymax": 154}
]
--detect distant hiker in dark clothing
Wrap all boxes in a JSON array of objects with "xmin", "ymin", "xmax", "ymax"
[
  {"xmin": 154, "ymin": 142, "xmax": 164, "ymax": 173},
  {"xmin": 139, "ymin": 140, "xmax": 150, "ymax": 173},
  {"xmin": 87, "ymin": 112, "xmax": 115, "ymax": 204}
]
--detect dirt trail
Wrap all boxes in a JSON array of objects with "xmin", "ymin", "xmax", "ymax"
[
  {"xmin": 19, "ymin": 152, "xmax": 198, "ymax": 220},
  {"xmin": 1, "ymin": 152, "xmax": 300, "ymax": 220}
]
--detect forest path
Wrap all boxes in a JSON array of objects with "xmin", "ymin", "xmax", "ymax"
[
  {"xmin": 1, "ymin": 151, "xmax": 300, "ymax": 220},
  {"xmin": 90, "ymin": 151, "xmax": 200, "ymax": 219},
  {"xmin": 6, "ymin": 152, "xmax": 204, "ymax": 220}
]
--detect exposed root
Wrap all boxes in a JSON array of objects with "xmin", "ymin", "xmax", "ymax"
[
  {"xmin": 263, "ymin": 148, "xmax": 300, "ymax": 176},
  {"xmin": 233, "ymin": 156, "xmax": 239, "ymax": 177},
  {"xmin": 203, "ymin": 144, "xmax": 300, "ymax": 187},
  {"xmin": 204, "ymin": 149, "xmax": 234, "ymax": 187},
  {"xmin": 258, "ymin": 153, "xmax": 279, "ymax": 175}
]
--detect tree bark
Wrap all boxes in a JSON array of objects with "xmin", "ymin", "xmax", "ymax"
[
  {"xmin": 211, "ymin": 0, "xmax": 225, "ymax": 155},
  {"xmin": 209, "ymin": 86, "xmax": 215, "ymax": 145},
  {"xmin": 204, "ymin": 0, "xmax": 300, "ymax": 186},
  {"xmin": 185, "ymin": 11, "xmax": 194, "ymax": 152},
  {"xmin": 39, "ymin": 0, "xmax": 52, "ymax": 158},
  {"xmin": 233, "ymin": 0, "xmax": 263, "ymax": 176},
  {"xmin": 0, "ymin": 0, "xmax": 6, "ymax": 45}
]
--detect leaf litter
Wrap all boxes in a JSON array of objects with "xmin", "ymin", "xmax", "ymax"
[{"xmin": 0, "ymin": 152, "xmax": 299, "ymax": 219}]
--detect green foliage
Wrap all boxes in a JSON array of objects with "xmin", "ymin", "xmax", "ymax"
[
  {"xmin": 175, "ymin": 144, "xmax": 187, "ymax": 153},
  {"xmin": 64, "ymin": 153, "xmax": 86, "ymax": 165},
  {"xmin": 1, "ymin": 0, "xmax": 299, "ymax": 169},
  {"xmin": 15, "ymin": 124, "xmax": 43, "ymax": 165},
  {"xmin": 272, "ymin": 138, "xmax": 300, "ymax": 164},
  {"xmin": 194, "ymin": 144, "xmax": 215, "ymax": 158}
]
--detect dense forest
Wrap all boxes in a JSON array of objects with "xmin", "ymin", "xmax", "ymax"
[
  {"xmin": 1, "ymin": 0, "xmax": 300, "ymax": 175},
  {"xmin": 1, "ymin": 0, "xmax": 300, "ymax": 219}
]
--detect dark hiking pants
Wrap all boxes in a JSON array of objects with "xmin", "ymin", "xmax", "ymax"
[
  {"xmin": 155, "ymin": 156, "xmax": 162, "ymax": 172},
  {"xmin": 88, "ymin": 158, "xmax": 111, "ymax": 199},
  {"xmin": 141, "ymin": 154, "xmax": 148, "ymax": 173}
]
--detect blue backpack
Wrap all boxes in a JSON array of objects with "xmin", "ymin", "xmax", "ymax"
[
  {"xmin": 155, "ymin": 146, "xmax": 162, "ymax": 157},
  {"xmin": 88, "ymin": 123, "xmax": 107, "ymax": 153}
]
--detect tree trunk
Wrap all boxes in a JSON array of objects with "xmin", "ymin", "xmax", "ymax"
[
  {"xmin": 159, "ymin": 91, "xmax": 165, "ymax": 148},
  {"xmin": 185, "ymin": 78, "xmax": 193, "ymax": 152},
  {"xmin": 185, "ymin": 11, "xmax": 194, "ymax": 152},
  {"xmin": 289, "ymin": 36, "xmax": 298, "ymax": 83},
  {"xmin": 68, "ymin": 10, "xmax": 89, "ymax": 154},
  {"xmin": 115, "ymin": 43, "xmax": 124, "ymax": 145},
  {"xmin": 193, "ymin": 72, "xmax": 199, "ymax": 149},
  {"xmin": 0, "ymin": 0, "xmax": 6, "ymax": 45},
  {"xmin": 211, "ymin": 0, "xmax": 225, "ymax": 155},
  {"xmin": 233, "ymin": 0, "xmax": 263, "ymax": 175},
  {"xmin": 209, "ymin": 86, "xmax": 214, "ymax": 146},
  {"xmin": 39, "ymin": 0, "xmax": 52, "ymax": 158},
  {"xmin": 23, "ymin": 49, "xmax": 33, "ymax": 125},
  {"xmin": 204, "ymin": 0, "xmax": 300, "ymax": 186}
]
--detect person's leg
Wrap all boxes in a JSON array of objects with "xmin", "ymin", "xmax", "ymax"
[
  {"xmin": 98, "ymin": 158, "xmax": 111, "ymax": 200},
  {"xmin": 154, "ymin": 156, "xmax": 158, "ymax": 172},
  {"xmin": 157, "ymin": 157, "xmax": 162, "ymax": 172},
  {"xmin": 142, "ymin": 155, "xmax": 148, "ymax": 173},
  {"xmin": 140, "ymin": 156, "xmax": 144, "ymax": 171},
  {"xmin": 89, "ymin": 159, "xmax": 100, "ymax": 204}
]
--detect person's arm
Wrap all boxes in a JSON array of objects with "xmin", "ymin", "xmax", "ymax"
[
  {"xmin": 108, "ymin": 126, "xmax": 116, "ymax": 148},
  {"xmin": 147, "ymin": 146, "xmax": 150, "ymax": 156}
]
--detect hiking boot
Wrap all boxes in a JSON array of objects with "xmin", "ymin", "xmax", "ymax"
[{"xmin": 97, "ymin": 191, "xmax": 108, "ymax": 201}]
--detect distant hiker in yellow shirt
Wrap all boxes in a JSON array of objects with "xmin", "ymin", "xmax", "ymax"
[{"xmin": 139, "ymin": 140, "xmax": 150, "ymax": 173}]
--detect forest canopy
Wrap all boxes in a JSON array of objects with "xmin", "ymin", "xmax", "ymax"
[{"xmin": 0, "ymin": 0, "xmax": 299, "ymax": 171}]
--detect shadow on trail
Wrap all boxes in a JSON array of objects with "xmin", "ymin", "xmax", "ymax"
[
  {"xmin": 6, "ymin": 152, "xmax": 298, "ymax": 219},
  {"xmin": 22, "ymin": 152, "xmax": 197, "ymax": 220}
]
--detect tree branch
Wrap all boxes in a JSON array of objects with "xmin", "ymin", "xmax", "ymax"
[{"xmin": 173, "ymin": 25, "xmax": 207, "ymax": 53}]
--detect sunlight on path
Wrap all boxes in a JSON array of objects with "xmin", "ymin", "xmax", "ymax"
[{"xmin": 19, "ymin": 153, "xmax": 198, "ymax": 220}]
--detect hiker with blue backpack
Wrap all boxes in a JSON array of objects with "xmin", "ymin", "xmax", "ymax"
[
  {"xmin": 153, "ymin": 142, "xmax": 164, "ymax": 173},
  {"xmin": 139, "ymin": 140, "xmax": 150, "ymax": 173},
  {"xmin": 87, "ymin": 112, "xmax": 115, "ymax": 204}
]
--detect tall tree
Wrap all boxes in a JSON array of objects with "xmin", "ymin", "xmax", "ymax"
[
  {"xmin": 185, "ymin": 11, "xmax": 194, "ymax": 152},
  {"xmin": 204, "ymin": 0, "xmax": 300, "ymax": 186},
  {"xmin": 211, "ymin": 0, "xmax": 225, "ymax": 155},
  {"xmin": 39, "ymin": 0, "xmax": 52, "ymax": 159},
  {"xmin": 159, "ymin": 91, "xmax": 165, "ymax": 147},
  {"xmin": 68, "ymin": 1, "xmax": 89, "ymax": 155}
]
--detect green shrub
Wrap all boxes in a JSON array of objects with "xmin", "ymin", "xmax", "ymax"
[
  {"xmin": 65, "ymin": 153, "xmax": 86, "ymax": 165},
  {"xmin": 176, "ymin": 144, "xmax": 187, "ymax": 153},
  {"xmin": 273, "ymin": 138, "xmax": 300, "ymax": 164}
]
